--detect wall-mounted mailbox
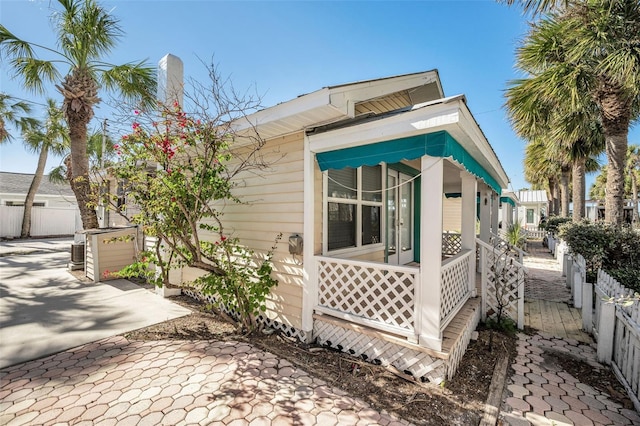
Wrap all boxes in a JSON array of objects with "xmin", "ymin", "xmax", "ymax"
[{"xmin": 288, "ymin": 234, "xmax": 303, "ymax": 255}]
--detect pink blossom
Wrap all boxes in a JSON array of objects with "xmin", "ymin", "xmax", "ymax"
[{"xmin": 134, "ymin": 110, "xmax": 139, "ymax": 115}]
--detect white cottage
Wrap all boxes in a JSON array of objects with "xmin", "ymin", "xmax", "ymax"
[
  {"xmin": 517, "ymin": 189, "xmax": 548, "ymax": 231},
  {"xmin": 174, "ymin": 70, "xmax": 519, "ymax": 382}
]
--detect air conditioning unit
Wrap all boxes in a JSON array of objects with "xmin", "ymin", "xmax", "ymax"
[{"xmin": 69, "ymin": 242, "xmax": 85, "ymax": 270}]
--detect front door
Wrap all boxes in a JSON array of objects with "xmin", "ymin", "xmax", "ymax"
[{"xmin": 387, "ymin": 170, "xmax": 414, "ymax": 265}]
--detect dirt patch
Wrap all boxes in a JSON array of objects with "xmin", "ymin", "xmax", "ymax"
[
  {"xmin": 123, "ymin": 293, "xmax": 516, "ymax": 425},
  {"xmin": 542, "ymin": 349, "xmax": 635, "ymax": 410}
]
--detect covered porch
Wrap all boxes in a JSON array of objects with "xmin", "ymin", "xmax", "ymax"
[{"xmin": 301, "ymin": 96, "xmax": 513, "ymax": 382}]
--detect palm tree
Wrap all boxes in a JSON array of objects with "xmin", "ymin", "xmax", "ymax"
[
  {"xmin": 0, "ymin": 93, "xmax": 38, "ymax": 142},
  {"xmin": 504, "ymin": 0, "xmax": 640, "ymax": 225},
  {"xmin": 0, "ymin": 0, "xmax": 156, "ymax": 229},
  {"xmin": 20, "ymin": 99, "xmax": 68, "ymax": 238},
  {"xmin": 523, "ymin": 138, "xmax": 561, "ymax": 215},
  {"xmin": 626, "ymin": 145, "xmax": 640, "ymax": 225},
  {"xmin": 49, "ymin": 129, "xmax": 116, "ymax": 184}
]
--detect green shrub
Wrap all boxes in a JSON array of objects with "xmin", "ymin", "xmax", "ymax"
[
  {"xmin": 559, "ymin": 221, "xmax": 640, "ymax": 291},
  {"xmin": 543, "ymin": 216, "xmax": 572, "ymax": 235}
]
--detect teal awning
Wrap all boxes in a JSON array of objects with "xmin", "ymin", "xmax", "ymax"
[
  {"xmin": 500, "ymin": 196, "xmax": 516, "ymax": 207},
  {"xmin": 316, "ymin": 130, "xmax": 502, "ymax": 195}
]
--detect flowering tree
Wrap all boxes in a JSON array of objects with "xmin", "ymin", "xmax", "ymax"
[{"xmin": 108, "ymin": 67, "xmax": 280, "ymax": 333}]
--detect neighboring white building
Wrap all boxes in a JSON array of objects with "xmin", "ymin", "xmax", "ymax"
[
  {"xmin": 0, "ymin": 172, "xmax": 77, "ymax": 208},
  {"xmin": 0, "ymin": 171, "xmax": 80, "ymax": 238},
  {"xmin": 517, "ymin": 189, "xmax": 548, "ymax": 231}
]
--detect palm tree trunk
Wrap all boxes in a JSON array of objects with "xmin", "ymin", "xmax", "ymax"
[
  {"xmin": 548, "ymin": 179, "xmax": 558, "ymax": 216},
  {"xmin": 572, "ymin": 158, "xmax": 586, "ymax": 222},
  {"xmin": 560, "ymin": 166, "xmax": 570, "ymax": 217},
  {"xmin": 631, "ymin": 172, "xmax": 639, "ymax": 226},
  {"xmin": 62, "ymin": 70, "xmax": 99, "ymax": 230},
  {"xmin": 599, "ymin": 80, "xmax": 632, "ymax": 226},
  {"xmin": 604, "ymin": 133, "xmax": 628, "ymax": 226},
  {"xmin": 21, "ymin": 148, "xmax": 48, "ymax": 238}
]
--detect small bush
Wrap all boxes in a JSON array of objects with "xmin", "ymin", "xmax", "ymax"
[
  {"xmin": 505, "ymin": 222, "xmax": 527, "ymax": 250},
  {"xmin": 543, "ymin": 216, "xmax": 572, "ymax": 235},
  {"xmin": 559, "ymin": 221, "xmax": 640, "ymax": 291}
]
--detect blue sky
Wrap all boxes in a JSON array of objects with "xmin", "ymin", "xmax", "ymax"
[{"xmin": 1, "ymin": 0, "xmax": 635, "ymax": 191}]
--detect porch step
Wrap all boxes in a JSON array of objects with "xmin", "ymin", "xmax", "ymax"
[{"xmin": 312, "ymin": 297, "xmax": 481, "ymax": 383}]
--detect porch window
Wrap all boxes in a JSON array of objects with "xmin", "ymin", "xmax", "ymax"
[{"xmin": 326, "ymin": 165, "xmax": 383, "ymax": 251}]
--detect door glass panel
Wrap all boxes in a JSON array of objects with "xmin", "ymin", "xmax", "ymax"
[
  {"xmin": 400, "ymin": 178, "xmax": 412, "ymax": 252},
  {"xmin": 387, "ymin": 174, "xmax": 397, "ymax": 256}
]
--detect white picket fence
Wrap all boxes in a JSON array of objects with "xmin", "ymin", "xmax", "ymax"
[
  {"xmin": 566, "ymin": 252, "xmax": 640, "ymax": 412},
  {"xmin": 0, "ymin": 206, "xmax": 81, "ymax": 238}
]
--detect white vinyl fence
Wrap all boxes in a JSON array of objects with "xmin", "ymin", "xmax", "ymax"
[
  {"xmin": 566, "ymin": 253, "xmax": 640, "ymax": 412},
  {"xmin": 0, "ymin": 206, "xmax": 80, "ymax": 238}
]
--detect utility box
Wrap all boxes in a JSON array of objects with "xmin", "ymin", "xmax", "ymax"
[{"xmin": 85, "ymin": 227, "xmax": 138, "ymax": 283}]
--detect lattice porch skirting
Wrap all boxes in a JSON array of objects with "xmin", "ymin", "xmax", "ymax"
[
  {"xmin": 313, "ymin": 298, "xmax": 481, "ymax": 384},
  {"xmin": 181, "ymin": 287, "xmax": 310, "ymax": 342}
]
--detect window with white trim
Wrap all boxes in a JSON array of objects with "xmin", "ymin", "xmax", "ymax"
[{"xmin": 326, "ymin": 165, "xmax": 383, "ymax": 252}]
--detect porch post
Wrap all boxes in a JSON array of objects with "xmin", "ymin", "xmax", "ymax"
[
  {"xmin": 460, "ymin": 171, "xmax": 477, "ymax": 297},
  {"xmin": 418, "ymin": 155, "xmax": 443, "ymax": 352},
  {"xmin": 491, "ymin": 192, "xmax": 499, "ymax": 235},
  {"xmin": 479, "ymin": 187, "xmax": 491, "ymax": 243},
  {"xmin": 504, "ymin": 202, "xmax": 513, "ymax": 229},
  {"xmin": 301, "ymin": 134, "xmax": 317, "ymax": 343}
]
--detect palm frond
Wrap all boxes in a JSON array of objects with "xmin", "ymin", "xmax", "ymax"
[
  {"xmin": 9, "ymin": 57, "xmax": 61, "ymax": 93},
  {"xmin": 99, "ymin": 61, "xmax": 157, "ymax": 110},
  {"xmin": 499, "ymin": 0, "xmax": 569, "ymax": 15},
  {"xmin": 56, "ymin": 0, "xmax": 121, "ymax": 66},
  {"xmin": 0, "ymin": 25, "xmax": 36, "ymax": 62}
]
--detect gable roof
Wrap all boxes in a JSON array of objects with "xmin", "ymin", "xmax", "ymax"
[
  {"xmin": 517, "ymin": 190, "xmax": 548, "ymax": 204},
  {"xmin": 233, "ymin": 70, "xmax": 444, "ymax": 140},
  {"xmin": 0, "ymin": 172, "xmax": 75, "ymax": 197}
]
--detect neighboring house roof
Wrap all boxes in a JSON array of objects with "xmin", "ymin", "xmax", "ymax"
[
  {"xmin": 517, "ymin": 190, "xmax": 548, "ymax": 204},
  {"xmin": 0, "ymin": 172, "xmax": 75, "ymax": 197}
]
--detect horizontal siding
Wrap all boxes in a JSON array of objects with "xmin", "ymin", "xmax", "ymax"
[
  {"xmin": 180, "ymin": 132, "xmax": 307, "ymax": 330},
  {"xmin": 443, "ymin": 197, "xmax": 461, "ymax": 232}
]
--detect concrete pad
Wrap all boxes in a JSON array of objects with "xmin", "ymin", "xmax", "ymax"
[{"xmin": 0, "ymin": 241, "xmax": 191, "ymax": 369}]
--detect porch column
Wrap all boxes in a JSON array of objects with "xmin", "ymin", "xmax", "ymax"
[
  {"xmin": 460, "ymin": 171, "xmax": 477, "ymax": 296},
  {"xmin": 479, "ymin": 188, "xmax": 491, "ymax": 243},
  {"xmin": 301, "ymin": 135, "xmax": 317, "ymax": 343},
  {"xmin": 418, "ymin": 155, "xmax": 443, "ymax": 352},
  {"xmin": 491, "ymin": 192, "xmax": 499, "ymax": 235},
  {"xmin": 504, "ymin": 203, "xmax": 513, "ymax": 229}
]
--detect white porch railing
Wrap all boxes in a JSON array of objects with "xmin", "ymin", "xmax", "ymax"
[
  {"xmin": 440, "ymin": 249, "xmax": 472, "ymax": 331},
  {"xmin": 442, "ymin": 232, "xmax": 462, "ymax": 256},
  {"xmin": 477, "ymin": 238, "xmax": 525, "ymax": 329},
  {"xmin": 490, "ymin": 232, "xmax": 527, "ymax": 264},
  {"xmin": 315, "ymin": 256, "xmax": 419, "ymax": 340}
]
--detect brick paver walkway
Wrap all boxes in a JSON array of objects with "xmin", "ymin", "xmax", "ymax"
[
  {"xmin": 500, "ymin": 241, "xmax": 640, "ymax": 425},
  {"xmin": 0, "ymin": 336, "xmax": 411, "ymax": 426}
]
